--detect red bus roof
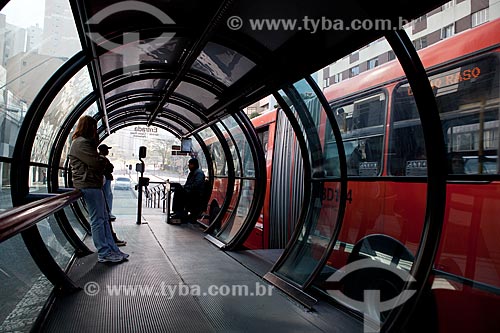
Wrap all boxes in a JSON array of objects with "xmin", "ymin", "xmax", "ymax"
[
  {"xmin": 251, "ymin": 109, "xmax": 277, "ymax": 129},
  {"xmin": 324, "ymin": 18, "xmax": 500, "ymax": 101}
]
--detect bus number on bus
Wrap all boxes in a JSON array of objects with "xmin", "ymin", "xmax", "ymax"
[{"xmin": 322, "ymin": 188, "xmax": 353, "ymax": 204}]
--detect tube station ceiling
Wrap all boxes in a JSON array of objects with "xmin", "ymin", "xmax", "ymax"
[{"xmin": 69, "ymin": 0, "xmax": 446, "ymax": 136}]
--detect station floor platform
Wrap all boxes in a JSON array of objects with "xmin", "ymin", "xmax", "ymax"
[{"xmin": 41, "ymin": 208, "xmax": 361, "ymax": 332}]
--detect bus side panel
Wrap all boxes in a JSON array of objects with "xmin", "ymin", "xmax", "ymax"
[
  {"xmin": 327, "ymin": 181, "xmax": 388, "ymax": 268},
  {"xmin": 432, "ymin": 285, "xmax": 500, "ymax": 333},
  {"xmin": 382, "ymin": 182, "xmax": 427, "ymax": 255},
  {"xmin": 343, "ymin": 181, "xmax": 388, "ymax": 242},
  {"xmin": 437, "ymin": 182, "xmax": 500, "ymax": 286}
]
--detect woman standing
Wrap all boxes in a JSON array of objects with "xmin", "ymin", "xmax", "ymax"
[{"xmin": 69, "ymin": 116, "xmax": 129, "ymax": 263}]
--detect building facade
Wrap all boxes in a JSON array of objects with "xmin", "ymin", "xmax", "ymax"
[{"xmin": 320, "ymin": 0, "xmax": 500, "ymax": 89}]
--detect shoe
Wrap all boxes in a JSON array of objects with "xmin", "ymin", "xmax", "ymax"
[
  {"xmin": 110, "ymin": 215, "xmax": 117, "ymax": 221},
  {"xmin": 98, "ymin": 253, "xmax": 124, "ymax": 263},
  {"xmin": 114, "ymin": 239, "xmax": 127, "ymax": 246},
  {"xmin": 116, "ymin": 251, "xmax": 130, "ymax": 260}
]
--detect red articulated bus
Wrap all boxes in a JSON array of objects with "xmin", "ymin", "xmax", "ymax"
[{"xmin": 234, "ymin": 18, "xmax": 500, "ymax": 332}]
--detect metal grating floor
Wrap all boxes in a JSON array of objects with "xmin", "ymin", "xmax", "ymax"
[{"xmin": 41, "ymin": 209, "xmax": 361, "ymax": 332}]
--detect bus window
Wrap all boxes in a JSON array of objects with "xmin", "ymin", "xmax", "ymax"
[
  {"xmin": 210, "ymin": 141, "xmax": 227, "ymax": 176},
  {"xmin": 256, "ymin": 127, "xmax": 269, "ymax": 161},
  {"xmin": 390, "ymin": 56, "xmax": 499, "ymax": 176},
  {"xmin": 326, "ymin": 92, "xmax": 386, "ymax": 176}
]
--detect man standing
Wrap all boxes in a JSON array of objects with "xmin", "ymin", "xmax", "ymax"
[
  {"xmin": 98, "ymin": 144, "xmax": 116, "ymax": 220},
  {"xmin": 98, "ymin": 144, "xmax": 126, "ymax": 246}
]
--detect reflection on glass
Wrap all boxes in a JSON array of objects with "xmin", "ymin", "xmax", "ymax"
[
  {"xmin": 105, "ymin": 79, "xmax": 165, "ymax": 99},
  {"xmin": 163, "ymin": 103, "xmax": 203, "ymax": 126},
  {"xmin": 390, "ymin": 56, "xmax": 499, "ymax": 176},
  {"xmin": 99, "ymin": 36, "xmax": 181, "ymax": 75},
  {"xmin": 192, "ymin": 42, "xmax": 256, "ymax": 86},
  {"xmin": 37, "ymin": 216, "xmax": 73, "ymax": 268},
  {"xmin": 174, "ymin": 81, "xmax": 217, "ymax": 109},
  {"xmin": 0, "ymin": 235, "xmax": 52, "ymax": 331},
  {"xmin": 311, "ymin": 37, "xmax": 427, "ymax": 329},
  {"xmin": 197, "ymin": 128, "xmax": 216, "ymax": 176},
  {"xmin": 274, "ymin": 80, "xmax": 343, "ymax": 287},
  {"xmin": 217, "ymin": 179, "xmax": 255, "ymax": 242},
  {"xmin": 31, "ymin": 67, "xmax": 92, "ymax": 164},
  {"xmin": 277, "ymin": 182, "xmax": 341, "ymax": 284},
  {"xmin": 0, "ymin": 0, "xmax": 82, "ymax": 158},
  {"xmin": 28, "ymin": 165, "xmax": 48, "ymax": 194},
  {"xmin": 190, "ymin": 138, "xmax": 208, "ymax": 176},
  {"xmin": 209, "ymin": 141, "xmax": 227, "ymax": 176},
  {"xmin": 76, "ymin": 198, "xmax": 89, "ymax": 220},
  {"xmin": 327, "ymin": 93, "xmax": 386, "ymax": 177},
  {"xmin": 217, "ymin": 122, "xmax": 241, "ymax": 177},
  {"xmin": 0, "ymin": 162, "xmax": 12, "ymax": 211},
  {"xmin": 63, "ymin": 206, "xmax": 86, "ymax": 240},
  {"xmin": 222, "ymin": 116, "xmax": 256, "ymax": 177}
]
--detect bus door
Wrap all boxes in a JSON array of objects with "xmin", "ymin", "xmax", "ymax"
[{"xmin": 264, "ymin": 77, "xmax": 348, "ymax": 307}]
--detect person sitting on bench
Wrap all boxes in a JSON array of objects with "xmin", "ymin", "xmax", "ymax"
[{"xmin": 170, "ymin": 158, "xmax": 205, "ymax": 221}]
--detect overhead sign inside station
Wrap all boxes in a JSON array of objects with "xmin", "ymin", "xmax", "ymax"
[{"xmin": 130, "ymin": 126, "xmax": 160, "ymax": 138}]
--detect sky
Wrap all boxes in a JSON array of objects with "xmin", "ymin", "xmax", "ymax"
[{"xmin": 1, "ymin": 0, "xmax": 46, "ymax": 28}]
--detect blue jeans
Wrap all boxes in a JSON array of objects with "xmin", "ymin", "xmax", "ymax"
[
  {"xmin": 103, "ymin": 179, "xmax": 113, "ymax": 216},
  {"xmin": 81, "ymin": 188, "xmax": 120, "ymax": 258}
]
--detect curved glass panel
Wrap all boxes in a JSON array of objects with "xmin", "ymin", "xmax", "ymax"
[
  {"xmin": 213, "ymin": 178, "xmax": 241, "ymax": 235},
  {"xmin": 330, "ymin": 93, "xmax": 386, "ymax": 176},
  {"xmin": 63, "ymin": 206, "xmax": 86, "ymax": 240},
  {"xmin": 272, "ymin": 79, "xmax": 343, "ymax": 286},
  {"xmin": 208, "ymin": 121, "xmax": 241, "ymax": 236},
  {"xmin": 163, "ymin": 103, "xmax": 203, "ymax": 127},
  {"xmin": 203, "ymin": 126, "xmax": 230, "ymax": 231},
  {"xmin": 0, "ymin": 235, "xmax": 52, "ymax": 331},
  {"xmin": 37, "ymin": 216, "xmax": 73, "ymax": 268},
  {"xmin": 107, "ymin": 97, "xmax": 156, "ymax": 110},
  {"xmin": 29, "ymin": 165, "xmax": 48, "ymax": 194},
  {"xmin": 31, "ymin": 67, "xmax": 92, "ymax": 164},
  {"xmin": 222, "ymin": 116, "xmax": 256, "ymax": 178},
  {"xmin": 99, "ymin": 36, "xmax": 183, "ymax": 75},
  {"xmin": 208, "ymin": 115, "xmax": 260, "ymax": 244},
  {"xmin": 390, "ymin": 56, "xmax": 499, "ymax": 177},
  {"xmin": 312, "ymin": 37, "xmax": 427, "ymax": 328},
  {"xmin": 105, "ymin": 78, "xmax": 166, "ymax": 99},
  {"xmin": 210, "ymin": 140, "xmax": 228, "ymax": 177},
  {"xmin": 192, "ymin": 42, "xmax": 256, "ymax": 86},
  {"xmin": 174, "ymin": 81, "xmax": 217, "ymax": 109},
  {"xmin": 217, "ymin": 179, "xmax": 255, "ymax": 242},
  {"xmin": 190, "ymin": 138, "xmax": 208, "ymax": 176},
  {"xmin": 216, "ymin": 122, "xmax": 241, "ymax": 177},
  {"xmin": 0, "ymin": 162, "xmax": 12, "ymax": 211},
  {"xmin": 0, "ymin": 0, "xmax": 82, "ymax": 158},
  {"xmin": 269, "ymin": 110, "xmax": 304, "ymax": 248}
]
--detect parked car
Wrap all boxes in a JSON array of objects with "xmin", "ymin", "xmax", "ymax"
[{"xmin": 114, "ymin": 177, "xmax": 131, "ymax": 190}]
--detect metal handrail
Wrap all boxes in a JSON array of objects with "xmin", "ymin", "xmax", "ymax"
[
  {"xmin": 145, "ymin": 183, "xmax": 167, "ymax": 209},
  {"xmin": 0, "ymin": 189, "xmax": 83, "ymax": 243}
]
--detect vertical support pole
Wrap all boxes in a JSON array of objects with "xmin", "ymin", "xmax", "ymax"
[{"xmin": 136, "ymin": 158, "xmax": 145, "ymax": 225}]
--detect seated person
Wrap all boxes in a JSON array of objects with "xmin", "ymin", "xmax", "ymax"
[
  {"xmin": 449, "ymin": 153, "xmax": 465, "ymax": 174},
  {"xmin": 170, "ymin": 158, "xmax": 206, "ymax": 221},
  {"xmin": 347, "ymin": 145, "xmax": 364, "ymax": 175}
]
